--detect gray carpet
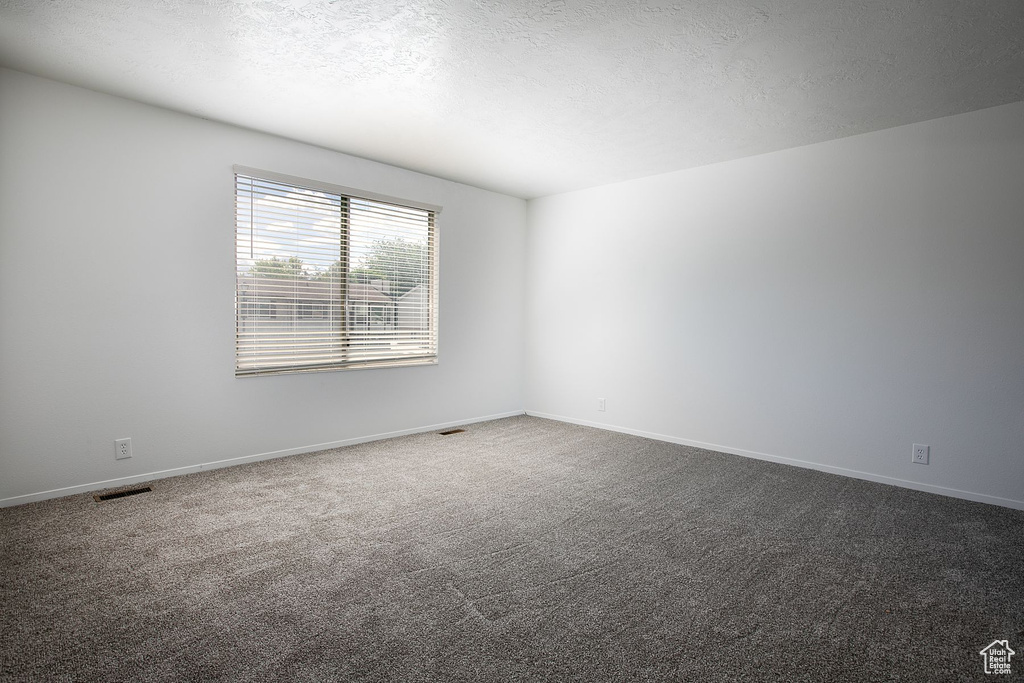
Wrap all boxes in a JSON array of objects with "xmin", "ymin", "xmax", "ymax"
[{"xmin": 1, "ymin": 415, "xmax": 1022, "ymax": 682}]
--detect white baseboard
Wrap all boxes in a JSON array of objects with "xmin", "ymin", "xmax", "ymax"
[
  {"xmin": 9, "ymin": 409, "xmax": 1020, "ymax": 512},
  {"xmin": 0, "ymin": 410, "xmax": 526, "ymax": 508},
  {"xmin": 526, "ymin": 410, "xmax": 1024, "ymax": 511}
]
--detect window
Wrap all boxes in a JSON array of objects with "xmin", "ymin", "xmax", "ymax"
[{"xmin": 234, "ymin": 167, "xmax": 439, "ymax": 376}]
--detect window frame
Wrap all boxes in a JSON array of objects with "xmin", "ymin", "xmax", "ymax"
[{"xmin": 233, "ymin": 165, "xmax": 441, "ymax": 377}]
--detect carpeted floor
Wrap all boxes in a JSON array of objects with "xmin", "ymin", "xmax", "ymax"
[{"xmin": 1, "ymin": 415, "xmax": 1022, "ymax": 682}]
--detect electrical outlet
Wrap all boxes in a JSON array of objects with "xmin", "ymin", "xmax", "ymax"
[
  {"xmin": 115, "ymin": 438, "xmax": 132, "ymax": 460},
  {"xmin": 912, "ymin": 443, "xmax": 929, "ymax": 465},
  {"xmin": 597, "ymin": 398, "xmax": 606, "ymax": 412}
]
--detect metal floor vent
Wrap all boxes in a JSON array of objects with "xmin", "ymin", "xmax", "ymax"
[
  {"xmin": 94, "ymin": 486, "xmax": 152, "ymax": 502},
  {"xmin": 439, "ymin": 428, "xmax": 466, "ymax": 436}
]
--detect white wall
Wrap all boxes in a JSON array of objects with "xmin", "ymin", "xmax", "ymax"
[
  {"xmin": 0, "ymin": 68, "xmax": 526, "ymax": 504},
  {"xmin": 4, "ymin": 67, "xmax": 1022, "ymax": 510},
  {"xmin": 526, "ymin": 101, "xmax": 1024, "ymax": 509}
]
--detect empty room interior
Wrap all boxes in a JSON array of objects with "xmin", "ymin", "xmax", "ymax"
[{"xmin": 1, "ymin": 1, "xmax": 1023, "ymax": 681}]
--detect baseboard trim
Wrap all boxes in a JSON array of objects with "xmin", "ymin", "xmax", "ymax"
[
  {"xmin": 526, "ymin": 410, "xmax": 1024, "ymax": 511},
  {"xmin": 0, "ymin": 410, "xmax": 526, "ymax": 508}
]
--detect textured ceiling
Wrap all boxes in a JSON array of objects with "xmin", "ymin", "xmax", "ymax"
[{"xmin": 1, "ymin": 1, "xmax": 1023, "ymax": 198}]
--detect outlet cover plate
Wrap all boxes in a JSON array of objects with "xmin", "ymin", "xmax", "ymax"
[
  {"xmin": 912, "ymin": 443, "xmax": 929, "ymax": 465},
  {"xmin": 115, "ymin": 438, "xmax": 132, "ymax": 460}
]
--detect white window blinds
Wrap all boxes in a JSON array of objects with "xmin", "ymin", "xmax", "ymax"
[{"xmin": 234, "ymin": 167, "xmax": 439, "ymax": 376}]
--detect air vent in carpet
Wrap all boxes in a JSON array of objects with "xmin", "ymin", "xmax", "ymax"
[
  {"xmin": 439, "ymin": 429, "xmax": 466, "ymax": 435},
  {"xmin": 93, "ymin": 486, "xmax": 152, "ymax": 502}
]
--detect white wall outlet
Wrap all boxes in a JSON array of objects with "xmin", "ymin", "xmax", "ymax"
[
  {"xmin": 597, "ymin": 398, "xmax": 606, "ymax": 412},
  {"xmin": 115, "ymin": 438, "xmax": 132, "ymax": 460},
  {"xmin": 912, "ymin": 443, "xmax": 929, "ymax": 465}
]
